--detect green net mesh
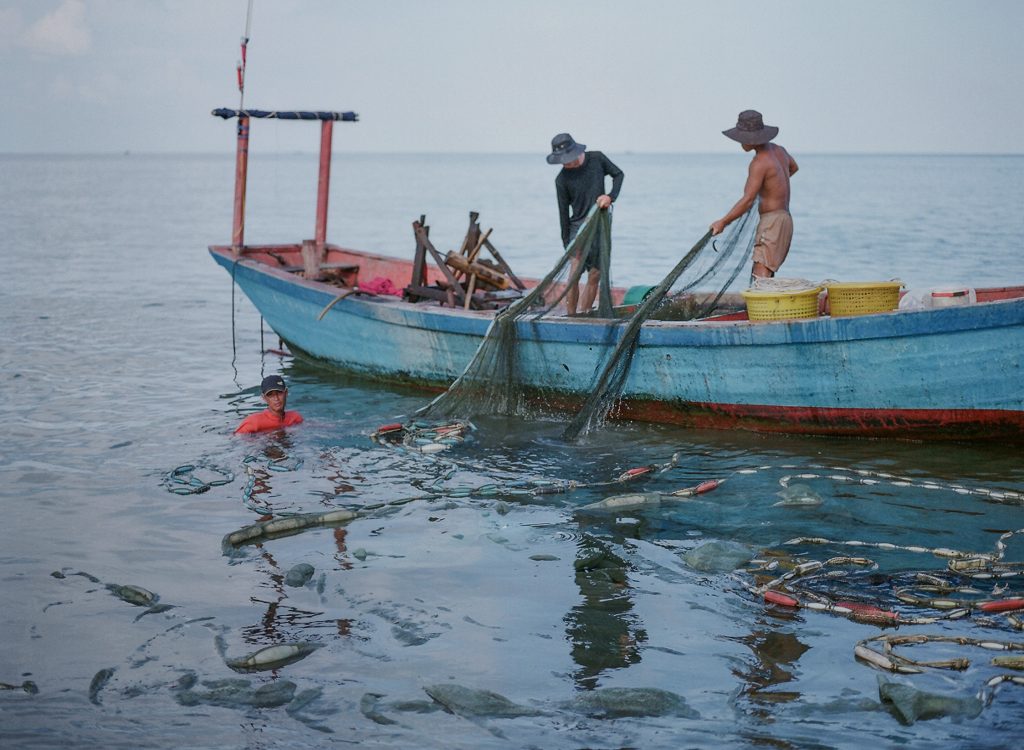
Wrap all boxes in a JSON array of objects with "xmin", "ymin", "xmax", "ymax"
[{"xmin": 418, "ymin": 203, "xmax": 759, "ymax": 439}]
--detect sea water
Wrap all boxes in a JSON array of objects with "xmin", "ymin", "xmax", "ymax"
[{"xmin": 1, "ymin": 152, "xmax": 1022, "ymax": 748}]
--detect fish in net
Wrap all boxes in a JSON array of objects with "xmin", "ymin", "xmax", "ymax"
[{"xmin": 418, "ymin": 202, "xmax": 759, "ymax": 440}]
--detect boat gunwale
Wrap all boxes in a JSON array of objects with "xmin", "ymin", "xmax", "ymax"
[{"xmin": 210, "ymin": 245, "xmax": 1024, "ymax": 349}]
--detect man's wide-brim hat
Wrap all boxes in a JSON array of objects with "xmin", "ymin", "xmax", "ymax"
[
  {"xmin": 547, "ymin": 133, "xmax": 586, "ymax": 165},
  {"xmin": 723, "ymin": 110, "xmax": 779, "ymax": 145}
]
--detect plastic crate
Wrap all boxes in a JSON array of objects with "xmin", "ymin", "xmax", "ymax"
[
  {"xmin": 826, "ymin": 282, "xmax": 902, "ymax": 317},
  {"xmin": 740, "ymin": 287, "xmax": 822, "ymax": 321}
]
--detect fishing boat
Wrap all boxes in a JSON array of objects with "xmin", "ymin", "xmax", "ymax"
[{"xmin": 209, "ymin": 108, "xmax": 1024, "ymax": 440}]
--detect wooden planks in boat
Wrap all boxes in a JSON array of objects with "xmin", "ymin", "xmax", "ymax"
[{"xmin": 444, "ymin": 251, "xmax": 510, "ymax": 290}]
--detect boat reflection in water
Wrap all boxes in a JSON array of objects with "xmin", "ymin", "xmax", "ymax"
[{"xmin": 566, "ymin": 538, "xmax": 647, "ymax": 690}]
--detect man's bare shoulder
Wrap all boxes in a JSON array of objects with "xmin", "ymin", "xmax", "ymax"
[
  {"xmin": 748, "ymin": 149, "xmax": 774, "ymax": 172},
  {"xmin": 768, "ymin": 143, "xmax": 796, "ymax": 163}
]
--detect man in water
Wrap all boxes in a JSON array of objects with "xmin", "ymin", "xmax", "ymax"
[
  {"xmin": 235, "ymin": 375, "xmax": 304, "ymax": 434},
  {"xmin": 548, "ymin": 133, "xmax": 624, "ymax": 315},
  {"xmin": 711, "ymin": 110, "xmax": 798, "ymax": 279}
]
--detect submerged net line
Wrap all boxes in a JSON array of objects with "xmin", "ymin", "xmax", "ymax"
[{"xmin": 419, "ymin": 203, "xmax": 758, "ymax": 439}]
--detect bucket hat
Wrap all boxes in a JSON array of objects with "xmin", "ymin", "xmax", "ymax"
[
  {"xmin": 722, "ymin": 110, "xmax": 779, "ymax": 145},
  {"xmin": 546, "ymin": 133, "xmax": 586, "ymax": 164}
]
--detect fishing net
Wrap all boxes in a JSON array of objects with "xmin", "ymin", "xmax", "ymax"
[{"xmin": 419, "ymin": 202, "xmax": 759, "ymax": 440}]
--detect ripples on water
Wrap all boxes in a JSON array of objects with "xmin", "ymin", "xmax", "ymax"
[{"xmin": 1, "ymin": 154, "xmax": 1022, "ymax": 748}]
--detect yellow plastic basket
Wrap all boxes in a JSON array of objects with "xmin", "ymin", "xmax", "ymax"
[
  {"xmin": 740, "ymin": 287, "xmax": 822, "ymax": 321},
  {"xmin": 825, "ymin": 282, "xmax": 903, "ymax": 317}
]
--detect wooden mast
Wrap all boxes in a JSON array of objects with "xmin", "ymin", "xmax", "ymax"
[
  {"xmin": 231, "ymin": 115, "xmax": 250, "ymax": 256},
  {"xmin": 231, "ymin": 1, "xmax": 252, "ymax": 257},
  {"xmin": 314, "ymin": 119, "xmax": 333, "ymax": 254}
]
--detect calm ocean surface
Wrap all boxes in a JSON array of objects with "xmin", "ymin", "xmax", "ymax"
[{"xmin": 1, "ymin": 152, "xmax": 1023, "ymax": 748}]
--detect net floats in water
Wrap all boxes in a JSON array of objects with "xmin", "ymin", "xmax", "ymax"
[
  {"xmin": 163, "ymin": 463, "xmax": 235, "ymax": 495},
  {"xmin": 578, "ymin": 478, "xmax": 722, "ymax": 512},
  {"xmin": 855, "ymin": 633, "xmax": 1024, "ymax": 676},
  {"xmin": 370, "ymin": 419, "xmax": 474, "ymax": 454},
  {"xmin": 223, "ymin": 508, "xmax": 357, "ymax": 548},
  {"xmin": 225, "ymin": 642, "xmax": 322, "ymax": 673},
  {"xmin": 106, "ymin": 583, "xmax": 159, "ymax": 607}
]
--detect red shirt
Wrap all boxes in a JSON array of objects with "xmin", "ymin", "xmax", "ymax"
[{"xmin": 235, "ymin": 409, "xmax": 304, "ymax": 434}]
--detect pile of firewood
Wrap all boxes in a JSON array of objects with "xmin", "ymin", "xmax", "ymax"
[{"xmin": 406, "ymin": 212, "xmax": 526, "ymax": 310}]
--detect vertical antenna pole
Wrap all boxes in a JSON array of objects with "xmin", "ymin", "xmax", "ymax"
[
  {"xmin": 244, "ymin": 0, "xmax": 254, "ymax": 46},
  {"xmin": 314, "ymin": 118, "xmax": 334, "ymax": 253}
]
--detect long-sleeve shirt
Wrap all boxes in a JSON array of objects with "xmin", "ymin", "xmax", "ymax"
[{"xmin": 555, "ymin": 151, "xmax": 624, "ymax": 246}]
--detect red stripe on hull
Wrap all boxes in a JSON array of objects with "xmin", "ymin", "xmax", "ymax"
[
  {"xmin": 284, "ymin": 343, "xmax": 1024, "ymax": 441},
  {"xmin": 620, "ymin": 400, "xmax": 1024, "ymax": 440},
  {"xmin": 280, "ymin": 341, "xmax": 1023, "ymax": 441}
]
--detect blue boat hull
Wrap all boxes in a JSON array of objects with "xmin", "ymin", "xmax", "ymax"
[{"xmin": 212, "ymin": 247, "xmax": 1024, "ymax": 439}]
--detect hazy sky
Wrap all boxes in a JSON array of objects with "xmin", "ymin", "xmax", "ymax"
[{"xmin": 3, "ymin": 0, "xmax": 1022, "ymax": 154}]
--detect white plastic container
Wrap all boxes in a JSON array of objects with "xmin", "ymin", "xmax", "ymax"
[{"xmin": 930, "ymin": 287, "xmax": 976, "ymax": 308}]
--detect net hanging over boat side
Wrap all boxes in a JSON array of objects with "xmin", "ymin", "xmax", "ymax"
[
  {"xmin": 418, "ymin": 202, "xmax": 758, "ymax": 439},
  {"xmin": 562, "ymin": 203, "xmax": 759, "ymax": 440},
  {"xmin": 418, "ymin": 204, "xmax": 608, "ymax": 419}
]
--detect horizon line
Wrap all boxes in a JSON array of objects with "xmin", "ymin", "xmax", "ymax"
[{"xmin": 2, "ymin": 150, "xmax": 1023, "ymax": 158}]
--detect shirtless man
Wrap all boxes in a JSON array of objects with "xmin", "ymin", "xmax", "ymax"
[{"xmin": 710, "ymin": 110, "xmax": 798, "ymax": 279}]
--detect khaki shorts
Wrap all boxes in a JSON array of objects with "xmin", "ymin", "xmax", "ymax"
[{"xmin": 752, "ymin": 210, "xmax": 793, "ymax": 273}]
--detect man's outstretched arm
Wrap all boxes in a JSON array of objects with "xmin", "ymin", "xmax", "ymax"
[{"xmin": 711, "ymin": 161, "xmax": 764, "ymax": 235}]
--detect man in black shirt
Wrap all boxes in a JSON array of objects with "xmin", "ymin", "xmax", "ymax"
[{"xmin": 547, "ymin": 133, "xmax": 624, "ymax": 315}]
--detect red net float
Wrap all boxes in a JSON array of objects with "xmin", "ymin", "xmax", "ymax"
[
  {"xmin": 837, "ymin": 601, "xmax": 900, "ymax": 623},
  {"xmin": 764, "ymin": 590, "xmax": 800, "ymax": 608},
  {"xmin": 977, "ymin": 598, "xmax": 1024, "ymax": 613}
]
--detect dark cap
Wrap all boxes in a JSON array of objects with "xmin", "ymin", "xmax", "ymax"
[
  {"xmin": 546, "ymin": 132, "xmax": 586, "ymax": 165},
  {"xmin": 260, "ymin": 375, "xmax": 287, "ymax": 394}
]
